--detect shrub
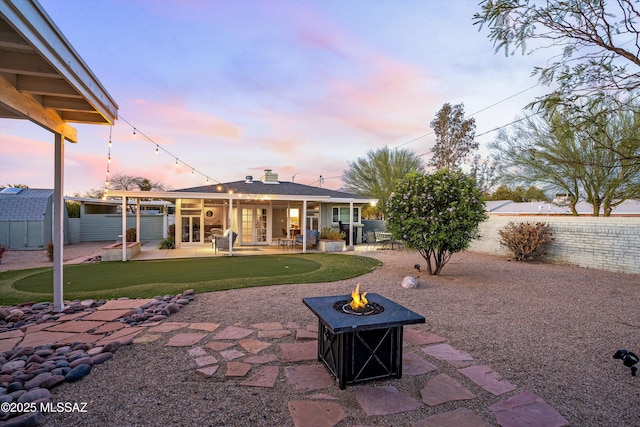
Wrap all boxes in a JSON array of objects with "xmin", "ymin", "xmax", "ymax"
[
  {"xmin": 319, "ymin": 227, "xmax": 345, "ymax": 240},
  {"xmin": 46, "ymin": 242, "xmax": 54, "ymax": 261},
  {"xmin": 126, "ymin": 228, "xmax": 136, "ymax": 242},
  {"xmin": 0, "ymin": 245, "xmax": 6, "ymax": 263},
  {"xmin": 498, "ymin": 221, "xmax": 554, "ymax": 261},
  {"xmin": 386, "ymin": 169, "xmax": 487, "ymax": 275},
  {"xmin": 158, "ymin": 237, "xmax": 175, "ymax": 249}
]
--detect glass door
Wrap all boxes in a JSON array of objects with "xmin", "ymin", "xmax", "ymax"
[
  {"xmin": 181, "ymin": 216, "xmax": 201, "ymax": 243},
  {"xmin": 241, "ymin": 207, "xmax": 269, "ymax": 244}
]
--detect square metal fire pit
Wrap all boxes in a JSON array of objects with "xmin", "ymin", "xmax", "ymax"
[{"xmin": 303, "ymin": 293, "xmax": 425, "ymax": 389}]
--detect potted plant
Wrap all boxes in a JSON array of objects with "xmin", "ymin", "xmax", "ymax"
[{"xmin": 318, "ymin": 227, "xmax": 346, "ymax": 252}]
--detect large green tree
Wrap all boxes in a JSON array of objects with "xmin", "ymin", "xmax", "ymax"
[
  {"xmin": 386, "ymin": 170, "xmax": 487, "ymax": 275},
  {"xmin": 474, "ymin": 0, "xmax": 640, "ymax": 109},
  {"xmin": 490, "ymin": 102, "xmax": 640, "ymax": 216},
  {"xmin": 429, "ymin": 103, "xmax": 477, "ymax": 171},
  {"xmin": 342, "ymin": 146, "xmax": 423, "ymax": 216}
]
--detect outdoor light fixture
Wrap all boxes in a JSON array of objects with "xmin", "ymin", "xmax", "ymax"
[{"xmin": 613, "ymin": 349, "xmax": 639, "ymax": 376}]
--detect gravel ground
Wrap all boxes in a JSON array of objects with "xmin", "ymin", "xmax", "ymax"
[{"xmin": 3, "ymin": 246, "xmax": 640, "ymax": 426}]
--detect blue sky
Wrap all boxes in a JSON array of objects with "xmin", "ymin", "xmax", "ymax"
[{"xmin": 0, "ymin": 0, "xmax": 549, "ymax": 195}]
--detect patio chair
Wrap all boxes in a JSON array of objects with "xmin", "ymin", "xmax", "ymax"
[
  {"xmin": 295, "ymin": 229, "xmax": 319, "ymax": 248},
  {"xmin": 213, "ymin": 230, "xmax": 237, "ymax": 253},
  {"xmin": 374, "ymin": 231, "xmax": 393, "ymax": 250}
]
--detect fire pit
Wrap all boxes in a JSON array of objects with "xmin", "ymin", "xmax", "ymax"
[{"xmin": 303, "ymin": 289, "xmax": 425, "ymax": 389}]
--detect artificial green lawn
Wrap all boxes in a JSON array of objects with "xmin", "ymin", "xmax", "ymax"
[{"xmin": 0, "ymin": 254, "xmax": 381, "ymax": 305}]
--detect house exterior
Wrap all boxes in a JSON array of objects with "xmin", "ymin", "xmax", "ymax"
[
  {"xmin": 0, "ymin": 188, "xmax": 68, "ymax": 249},
  {"xmin": 108, "ymin": 170, "xmax": 377, "ymax": 253}
]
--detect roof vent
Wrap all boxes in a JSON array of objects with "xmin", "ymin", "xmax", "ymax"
[
  {"xmin": 261, "ymin": 169, "xmax": 279, "ymax": 184},
  {"xmin": 245, "ymin": 176, "xmax": 253, "ymax": 183}
]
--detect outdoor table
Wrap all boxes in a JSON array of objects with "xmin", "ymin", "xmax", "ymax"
[{"xmin": 303, "ymin": 293, "xmax": 425, "ymax": 389}]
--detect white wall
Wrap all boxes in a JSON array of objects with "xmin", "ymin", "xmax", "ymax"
[{"xmin": 468, "ymin": 215, "xmax": 640, "ymax": 274}]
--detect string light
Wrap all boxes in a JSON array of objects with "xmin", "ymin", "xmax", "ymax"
[
  {"xmin": 155, "ymin": 145, "xmax": 159, "ymax": 155},
  {"xmin": 133, "ymin": 127, "xmax": 136, "ymax": 136}
]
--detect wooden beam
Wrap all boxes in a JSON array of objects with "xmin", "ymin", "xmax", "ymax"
[
  {"xmin": 0, "ymin": 73, "xmax": 77, "ymax": 142},
  {"xmin": 17, "ymin": 74, "xmax": 79, "ymax": 97},
  {"xmin": 0, "ymin": 49, "xmax": 58, "ymax": 77}
]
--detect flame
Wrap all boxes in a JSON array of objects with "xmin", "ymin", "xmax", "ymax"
[{"xmin": 350, "ymin": 284, "xmax": 368, "ymax": 310}]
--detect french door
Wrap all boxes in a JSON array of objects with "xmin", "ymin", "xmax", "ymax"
[
  {"xmin": 241, "ymin": 207, "xmax": 268, "ymax": 244},
  {"xmin": 181, "ymin": 215, "xmax": 201, "ymax": 243}
]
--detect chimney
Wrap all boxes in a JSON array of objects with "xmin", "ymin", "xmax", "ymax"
[{"xmin": 261, "ymin": 169, "xmax": 279, "ymax": 184}]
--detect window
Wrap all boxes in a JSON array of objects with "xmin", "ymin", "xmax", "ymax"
[{"xmin": 332, "ymin": 206, "xmax": 360, "ymax": 224}]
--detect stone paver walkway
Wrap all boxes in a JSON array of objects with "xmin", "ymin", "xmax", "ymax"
[{"xmin": 0, "ymin": 302, "xmax": 570, "ymax": 427}]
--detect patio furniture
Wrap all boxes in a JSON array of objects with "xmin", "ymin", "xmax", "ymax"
[
  {"xmin": 213, "ymin": 230, "xmax": 237, "ymax": 253},
  {"xmin": 295, "ymin": 229, "xmax": 319, "ymax": 248},
  {"xmin": 374, "ymin": 231, "xmax": 393, "ymax": 250}
]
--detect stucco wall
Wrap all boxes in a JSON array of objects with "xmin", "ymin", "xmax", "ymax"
[{"xmin": 468, "ymin": 215, "xmax": 640, "ymax": 274}]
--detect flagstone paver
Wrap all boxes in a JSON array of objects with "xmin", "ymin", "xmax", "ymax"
[
  {"xmin": 188, "ymin": 346, "xmax": 208, "ymax": 357},
  {"xmin": 419, "ymin": 373, "xmax": 477, "ymax": 406},
  {"xmin": 257, "ymin": 329, "xmax": 291, "ymax": 339},
  {"xmin": 95, "ymin": 327, "xmax": 146, "ymax": 346},
  {"xmin": 211, "ymin": 326, "xmax": 254, "ymax": 340},
  {"xmin": 92, "ymin": 322, "xmax": 127, "ymax": 334},
  {"xmin": 295, "ymin": 329, "xmax": 317, "ymax": 340},
  {"xmin": 188, "ymin": 322, "xmax": 220, "ymax": 332},
  {"xmin": 196, "ymin": 365, "xmax": 219, "ymax": 378},
  {"xmin": 97, "ymin": 299, "xmax": 156, "ymax": 310},
  {"xmin": 0, "ymin": 337, "xmax": 22, "ymax": 353},
  {"xmin": 166, "ymin": 333, "xmax": 208, "ymax": 347},
  {"xmin": 23, "ymin": 323, "xmax": 51, "ymax": 333},
  {"xmin": 285, "ymin": 365, "xmax": 334, "ymax": 392},
  {"xmin": 355, "ymin": 385, "xmax": 423, "ymax": 416},
  {"xmin": 458, "ymin": 365, "xmax": 516, "ymax": 396},
  {"xmin": 194, "ymin": 355, "xmax": 218, "ymax": 367},
  {"xmin": 219, "ymin": 349, "xmax": 246, "ymax": 361},
  {"xmin": 0, "ymin": 330, "xmax": 24, "ymax": 340},
  {"xmin": 412, "ymin": 407, "xmax": 493, "ymax": 427},
  {"xmin": 81, "ymin": 309, "xmax": 133, "ymax": 321},
  {"xmin": 404, "ymin": 328, "xmax": 448, "ymax": 346},
  {"xmin": 489, "ymin": 390, "xmax": 570, "ymax": 427},
  {"xmin": 45, "ymin": 320, "xmax": 106, "ymax": 333},
  {"xmin": 403, "ymin": 352, "xmax": 438, "ymax": 375},
  {"xmin": 19, "ymin": 331, "xmax": 78, "ymax": 348},
  {"xmin": 225, "ymin": 361, "xmax": 252, "ymax": 377},
  {"xmin": 58, "ymin": 332, "xmax": 105, "ymax": 345},
  {"xmin": 205, "ymin": 341, "xmax": 235, "ymax": 351},
  {"xmin": 421, "ymin": 343, "xmax": 474, "ymax": 362},
  {"xmin": 280, "ymin": 341, "xmax": 317, "ymax": 362},
  {"xmin": 251, "ymin": 322, "xmax": 282, "ymax": 330},
  {"xmin": 240, "ymin": 366, "xmax": 279, "ymax": 387},
  {"xmin": 239, "ymin": 338, "xmax": 272, "ymax": 354},
  {"xmin": 146, "ymin": 322, "xmax": 189, "ymax": 333},
  {"xmin": 133, "ymin": 333, "xmax": 163, "ymax": 344},
  {"xmin": 288, "ymin": 401, "xmax": 346, "ymax": 427},
  {"xmin": 244, "ymin": 354, "xmax": 278, "ymax": 364}
]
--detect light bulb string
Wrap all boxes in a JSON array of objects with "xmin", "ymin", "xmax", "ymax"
[{"xmin": 115, "ymin": 115, "xmax": 222, "ymax": 185}]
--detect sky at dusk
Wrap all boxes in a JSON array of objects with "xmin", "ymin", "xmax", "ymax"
[{"xmin": 0, "ymin": 0, "xmax": 550, "ymax": 195}]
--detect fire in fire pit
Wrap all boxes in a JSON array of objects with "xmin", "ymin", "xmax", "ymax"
[{"xmin": 332, "ymin": 284, "xmax": 385, "ymax": 316}]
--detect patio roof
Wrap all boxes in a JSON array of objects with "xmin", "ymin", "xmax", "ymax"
[
  {"xmin": 0, "ymin": 0, "xmax": 119, "ymax": 311},
  {"xmin": 0, "ymin": 0, "xmax": 118, "ymax": 140}
]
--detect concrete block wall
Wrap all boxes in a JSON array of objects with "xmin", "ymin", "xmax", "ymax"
[{"xmin": 468, "ymin": 215, "xmax": 640, "ymax": 274}]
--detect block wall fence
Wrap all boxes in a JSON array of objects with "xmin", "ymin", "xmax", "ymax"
[{"xmin": 467, "ymin": 215, "xmax": 640, "ymax": 274}]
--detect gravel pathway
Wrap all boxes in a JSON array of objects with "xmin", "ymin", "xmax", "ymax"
[{"xmin": 3, "ymin": 247, "xmax": 640, "ymax": 426}]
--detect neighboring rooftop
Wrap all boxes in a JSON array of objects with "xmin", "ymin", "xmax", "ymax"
[{"xmin": 0, "ymin": 188, "xmax": 53, "ymax": 220}]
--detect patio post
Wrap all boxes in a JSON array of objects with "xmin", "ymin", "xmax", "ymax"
[
  {"xmin": 121, "ymin": 197, "xmax": 127, "ymax": 261},
  {"xmin": 349, "ymin": 201, "xmax": 354, "ymax": 250},
  {"xmin": 302, "ymin": 200, "xmax": 307, "ymax": 253},
  {"xmin": 228, "ymin": 197, "xmax": 233, "ymax": 256},
  {"xmin": 52, "ymin": 132, "xmax": 64, "ymax": 312},
  {"xmin": 136, "ymin": 198, "xmax": 141, "ymax": 243}
]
